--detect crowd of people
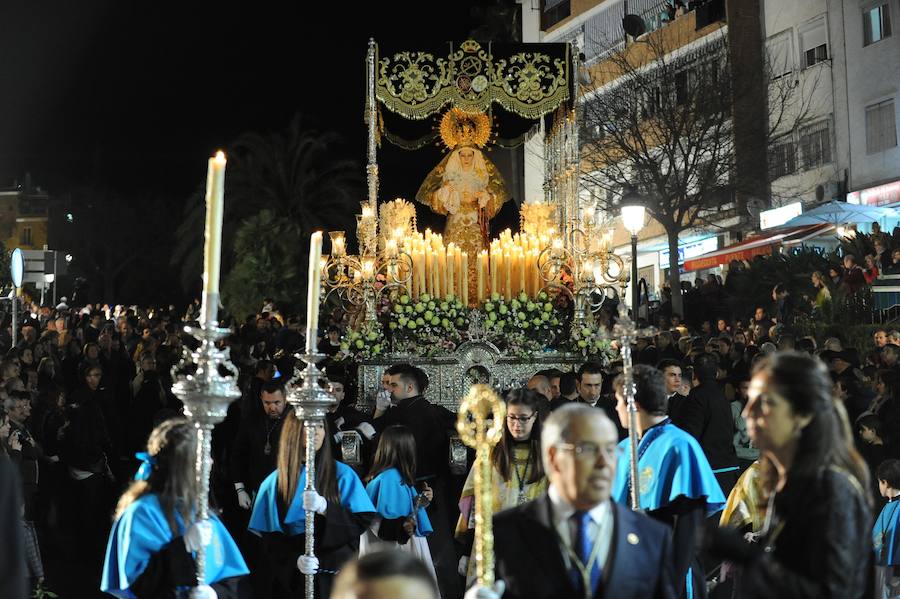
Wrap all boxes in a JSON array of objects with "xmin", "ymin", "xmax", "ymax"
[{"xmin": 0, "ymin": 292, "xmax": 898, "ymax": 599}]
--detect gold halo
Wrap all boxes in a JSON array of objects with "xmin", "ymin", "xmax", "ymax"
[{"xmin": 439, "ymin": 108, "xmax": 492, "ymax": 150}]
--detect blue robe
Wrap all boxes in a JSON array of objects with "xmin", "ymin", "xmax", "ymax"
[
  {"xmin": 101, "ymin": 494, "xmax": 248, "ymax": 598},
  {"xmin": 612, "ymin": 421, "xmax": 727, "ymax": 514},
  {"xmin": 612, "ymin": 421, "xmax": 726, "ymax": 599},
  {"xmin": 365, "ymin": 467, "xmax": 433, "ymax": 536},
  {"xmin": 249, "ymin": 461, "xmax": 375, "ymax": 536},
  {"xmin": 873, "ymin": 499, "xmax": 900, "ymax": 566}
]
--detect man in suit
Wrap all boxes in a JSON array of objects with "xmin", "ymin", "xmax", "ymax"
[
  {"xmin": 679, "ymin": 353, "xmax": 739, "ymax": 496},
  {"xmin": 657, "ymin": 359, "xmax": 688, "ymax": 430},
  {"xmin": 467, "ymin": 404, "xmax": 676, "ymax": 599},
  {"xmin": 575, "ymin": 362, "xmax": 626, "ymax": 440}
]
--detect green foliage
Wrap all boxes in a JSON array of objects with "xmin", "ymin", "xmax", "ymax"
[
  {"xmin": 173, "ymin": 114, "xmax": 363, "ymax": 296},
  {"xmin": 221, "ymin": 210, "xmax": 305, "ymax": 320}
]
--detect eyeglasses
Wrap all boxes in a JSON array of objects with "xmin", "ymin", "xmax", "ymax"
[
  {"xmin": 506, "ymin": 413, "xmax": 536, "ymax": 423},
  {"xmin": 556, "ymin": 442, "xmax": 620, "ymax": 460}
]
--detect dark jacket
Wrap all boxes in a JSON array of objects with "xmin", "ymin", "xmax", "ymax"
[
  {"xmin": 724, "ymin": 467, "xmax": 872, "ymax": 599},
  {"xmin": 680, "ymin": 381, "xmax": 737, "ymax": 471},
  {"xmin": 493, "ymin": 495, "xmax": 677, "ymax": 599},
  {"xmin": 666, "ymin": 392, "xmax": 689, "ymax": 430},
  {"xmin": 372, "ymin": 395, "xmax": 454, "ymax": 479},
  {"xmin": 229, "ymin": 411, "xmax": 285, "ymax": 493}
]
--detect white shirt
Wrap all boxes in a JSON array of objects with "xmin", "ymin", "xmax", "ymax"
[{"xmin": 547, "ymin": 484, "xmax": 614, "ymax": 571}]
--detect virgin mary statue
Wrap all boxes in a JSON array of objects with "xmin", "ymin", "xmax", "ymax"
[{"xmin": 415, "ymin": 109, "xmax": 510, "ymax": 260}]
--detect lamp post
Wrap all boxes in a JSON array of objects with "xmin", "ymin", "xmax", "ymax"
[{"xmin": 620, "ymin": 187, "xmax": 646, "ymax": 320}]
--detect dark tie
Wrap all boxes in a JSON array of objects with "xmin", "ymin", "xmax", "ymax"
[{"xmin": 571, "ymin": 510, "xmax": 602, "ymax": 597}]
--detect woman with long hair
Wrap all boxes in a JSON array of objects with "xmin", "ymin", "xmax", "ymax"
[
  {"xmin": 711, "ymin": 351, "xmax": 873, "ymax": 597},
  {"xmin": 101, "ymin": 418, "xmax": 248, "ymax": 598},
  {"xmin": 359, "ymin": 425, "xmax": 437, "ymax": 586},
  {"xmin": 249, "ymin": 413, "xmax": 375, "ymax": 598},
  {"xmin": 455, "ymin": 388, "xmax": 547, "ymax": 584}
]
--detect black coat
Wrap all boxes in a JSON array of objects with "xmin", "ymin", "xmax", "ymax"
[
  {"xmin": 736, "ymin": 467, "xmax": 872, "ymax": 598},
  {"xmin": 493, "ymin": 495, "xmax": 677, "ymax": 599},
  {"xmin": 680, "ymin": 381, "xmax": 737, "ymax": 471},
  {"xmin": 372, "ymin": 395, "xmax": 454, "ymax": 479},
  {"xmin": 229, "ymin": 411, "xmax": 285, "ymax": 493}
]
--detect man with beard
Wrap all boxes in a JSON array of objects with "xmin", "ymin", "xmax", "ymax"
[{"xmin": 231, "ymin": 379, "xmax": 288, "ymax": 509}]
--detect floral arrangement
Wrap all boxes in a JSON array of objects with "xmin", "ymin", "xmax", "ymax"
[
  {"xmin": 561, "ymin": 319, "xmax": 617, "ymax": 366},
  {"xmin": 336, "ymin": 287, "xmax": 620, "ymax": 361},
  {"xmin": 337, "ymin": 319, "xmax": 386, "ymax": 361},
  {"xmin": 482, "ymin": 291, "xmax": 566, "ymax": 357},
  {"xmin": 385, "ymin": 293, "xmax": 469, "ymax": 357}
]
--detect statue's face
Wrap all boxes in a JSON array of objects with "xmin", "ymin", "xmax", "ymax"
[{"xmin": 459, "ymin": 148, "xmax": 475, "ymax": 168}]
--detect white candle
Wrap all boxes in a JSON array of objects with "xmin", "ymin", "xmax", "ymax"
[
  {"xmin": 201, "ymin": 151, "xmax": 226, "ymax": 326},
  {"xmin": 305, "ymin": 231, "xmax": 323, "ymax": 354}
]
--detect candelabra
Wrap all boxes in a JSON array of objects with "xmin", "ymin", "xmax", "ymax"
[
  {"xmin": 172, "ymin": 323, "xmax": 241, "ymax": 598},
  {"xmin": 322, "ymin": 228, "xmax": 412, "ymax": 324},
  {"xmin": 285, "ymin": 352, "xmax": 337, "ymax": 599},
  {"xmin": 536, "ymin": 211, "xmax": 627, "ymax": 331}
]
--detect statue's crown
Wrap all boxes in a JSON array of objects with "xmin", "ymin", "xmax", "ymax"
[{"xmin": 439, "ymin": 108, "xmax": 492, "ymax": 150}]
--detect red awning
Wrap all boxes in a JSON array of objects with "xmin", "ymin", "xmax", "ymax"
[{"xmin": 683, "ymin": 224, "xmax": 833, "ymax": 272}]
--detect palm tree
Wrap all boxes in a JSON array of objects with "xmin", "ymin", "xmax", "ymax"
[{"xmin": 172, "ymin": 113, "xmax": 363, "ymax": 302}]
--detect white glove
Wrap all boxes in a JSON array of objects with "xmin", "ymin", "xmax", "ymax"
[
  {"xmin": 356, "ymin": 422, "xmax": 376, "ymax": 440},
  {"xmin": 375, "ymin": 389, "xmax": 391, "ymax": 410},
  {"xmin": 333, "ymin": 431, "xmax": 344, "ymax": 444},
  {"xmin": 458, "ymin": 555, "xmax": 470, "ymax": 577},
  {"xmin": 236, "ymin": 488, "xmax": 252, "ymax": 510},
  {"xmin": 464, "ymin": 580, "xmax": 506, "ymax": 599},
  {"xmin": 184, "ymin": 520, "xmax": 213, "ymax": 553},
  {"xmin": 303, "ymin": 490, "xmax": 328, "ymax": 515},
  {"xmin": 297, "ymin": 555, "xmax": 319, "ymax": 575},
  {"xmin": 190, "ymin": 584, "xmax": 218, "ymax": 599}
]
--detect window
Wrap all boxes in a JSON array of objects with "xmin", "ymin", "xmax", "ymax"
[
  {"xmin": 770, "ymin": 141, "xmax": 797, "ymax": 179},
  {"xmin": 799, "ymin": 18, "xmax": 829, "ymax": 68},
  {"xmin": 19, "ymin": 227, "xmax": 32, "ymax": 246},
  {"xmin": 863, "ymin": 4, "xmax": 892, "ymax": 46},
  {"xmin": 767, "ymin": 30, "xmax": 793, "ymax": 79},
  {"xmin": 866, "ymin": 99, "xmax": 898, "ymax": 154},
  {"xmin": 799, "ymin": 120, "xmax": 832, "ymax": 170},
  {"xmin": 674, "ymin": 69, "xmax": 690, "ymax": 106},
  {"xmin": 541, "ymin": 0, "xmax": 571, "ymax": 30}
]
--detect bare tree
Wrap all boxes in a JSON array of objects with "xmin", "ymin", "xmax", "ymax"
[{"xmin": 578, "ymin": 25, "xmax": 819, "ymax": 316}]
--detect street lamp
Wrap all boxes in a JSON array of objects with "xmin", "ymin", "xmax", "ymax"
[{"xmin": 620, "ymin": 187, "xmax": 646, "ymax": 319}]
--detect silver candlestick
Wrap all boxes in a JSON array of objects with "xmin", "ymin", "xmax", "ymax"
[
  {"xmin": 611, "ymin": 304, "xmax": 656, "ymax": 511},
  {"xmin": 172, "ymin": 322, "xmax": 241, "ymax": 599},
  {"xmin": 286, "ymin": 352, "xmax": 337, "ymax": 599}
]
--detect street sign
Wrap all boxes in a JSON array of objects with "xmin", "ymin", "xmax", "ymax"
[{"xmin": 10, "ymin": 248, "xmax": 24, "ymax": 287}]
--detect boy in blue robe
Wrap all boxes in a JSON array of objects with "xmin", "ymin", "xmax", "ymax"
[
  {"xmin": 612, "ymin": 365, "xmax": 726, "ymax": 599},
  {"xmin": 101, "ymin": 419, "xmax": 249, "ymax": 598},
  {"xmin": 874, "ymin": 459, "xmax": 900, "ymax": 597}
]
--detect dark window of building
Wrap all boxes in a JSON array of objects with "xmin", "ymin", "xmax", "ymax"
[
  {"xmin": 769, "ymin": 141, "xmax": 797, "ymax": 179},
  {"xmin": 863, "ymin": 4, "xmax": 892, "ymax": 46},
  {"xmin": 541, "ymin": 0, "xmax": 571, "ymax": 30},
  {"xmin": 799, "ymin": 120, "xmax": 832, "ymax": 170}
]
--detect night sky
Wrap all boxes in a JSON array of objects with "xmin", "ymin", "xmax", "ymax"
[{"xmin": 0, "ymin": 1, "xmax": 490, "ymax": 197}]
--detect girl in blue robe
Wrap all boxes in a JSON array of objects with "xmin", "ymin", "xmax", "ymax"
[
  {"xmin": 249, "ymin": 414, "xmax": 375, "ymax": 598},
  {"xmin": 359, "ymin": 425, "xmax": 438, "ymax": 589},
  {"xmin": 101, "ymin": 418, "xmax": 249, "ymax": 598},
  {"xmin": 874, "ymin": 459, "xmax": 900, "ymax": 598}
]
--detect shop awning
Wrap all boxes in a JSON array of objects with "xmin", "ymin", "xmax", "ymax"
[{"xmin": 683, "ymin": 224, "xmax": 833, "ymax": 272}]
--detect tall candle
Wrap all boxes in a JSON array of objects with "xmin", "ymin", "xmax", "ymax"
[
  {"xmin": 477, "ymin": 251, "xmax": 485, "ymax": 303},
  {"xmin": 446, "ymin": 243, "xmax": 456, "ymax": 297},
  {"xmin": 461, "ymin": 252, "xmax": 469, "ymax": 306},
  {"xmin": 201, "ymin": 151, "xmax": 227, "ymax": 326},
  {"xmin": 425, "ymin": 248, "xmax": 434, "ymax": 297},
  {"xmin": 504, "ymin": 250, "xmax": 512, "ymax": 301},
  {"xmin": 417, "ymin": 248, "xmax": 426, "ymax": 298},
  {"xmin": 305, "ymin": 231, "xmax": 323, "ymax": 354}
]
